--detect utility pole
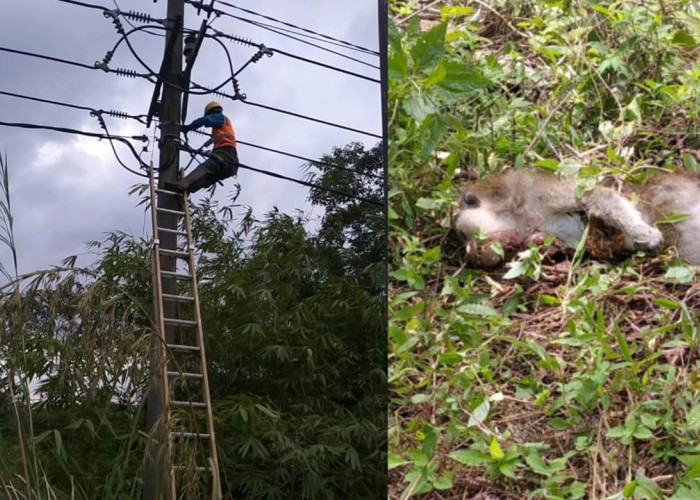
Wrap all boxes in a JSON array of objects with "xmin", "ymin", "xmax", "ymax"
[{"xmin": 144, "ymin": 0, "xmax": 183, "ymax": 497}]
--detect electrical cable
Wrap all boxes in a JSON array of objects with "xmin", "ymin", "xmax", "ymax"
[
  {"xmin": 0, "ymin": 46, "xmax": 154, "ymax": 81},
  {"xmin": 238, "ymin": 140, "xmax": 384, "ymax": 180},
  {"xmin": 187, "ymin": 83, "xmax": 379, "ymax": 138},
  {"xmin": 267, "ymin": 47, "xmax": 378, "ymax": 83},
  {"xmin": 211, "ymin": 19, "xmax": 379, "ymax": 71},
  {"xmin": 238, "ymin": 161, "xmax": 382, "ymax": 206},
  {"xmin": 91, "ymin": 110, "xmax": 152, "ymax": 176},
  {"xmin": 0, "ymin": 121, "xmax": 150, "ymax": 177},
  {"xmin": 0, "ymin": 89, "xmax": 148, "ymax": 123},
  {"xmin": 239, "ymin": 99, "xmax": 382, "ymax": 139},
  {"xmin": 186, "ymin": 129, "xmax": 382, "ymax": 180},
  {"xmin": 176, "ymin": 140, "xmax": 381, "ymax": 206},
  {"xmin": 213, "ymin": 0, "xmax": 379, "ymax": 55},
  {"xmin": 56, "ymin": 0, "xmax": 105, "ymax": 12},
  {"xmin": 210, "ymin": 31, "xmax": 379, "ymax": 82},
  {"xmin": 185, "ymin": 1, "xmax": 379, "ymax": 72}
]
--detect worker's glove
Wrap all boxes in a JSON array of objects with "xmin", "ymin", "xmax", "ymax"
[{"xmin": 180, "ymin": 124, "xmax": 191, "ymax": 134}]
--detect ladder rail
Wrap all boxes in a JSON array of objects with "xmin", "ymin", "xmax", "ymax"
[
  {"xmin": 148, "ymin": 169, "xmax": 222, "ymax": 500},
  {"xmin": 147, "ymin": 164, "xmax": 175, "ymax": 497},
  {"xmin": 182, "ymin": 193, "xmax": 221, "ymax": 494}
]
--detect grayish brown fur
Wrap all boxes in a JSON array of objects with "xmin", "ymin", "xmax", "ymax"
[{"xmin": 455, "ymin": 169, "xmax": 700, "ymax": 266}]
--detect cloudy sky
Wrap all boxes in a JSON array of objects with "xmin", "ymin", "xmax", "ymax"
[{"xmin": 0, "ymin": 0, "xmax": 382, "ymax": 276}]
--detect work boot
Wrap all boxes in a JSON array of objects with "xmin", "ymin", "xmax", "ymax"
[{"xmin": 164, "ymin": 181, "xmax": 187, "ymax": 194}]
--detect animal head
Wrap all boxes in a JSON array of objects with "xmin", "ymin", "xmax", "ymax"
[{"xmin": 454, "ymin": 177, "xmax": 522, "ymax": 267}]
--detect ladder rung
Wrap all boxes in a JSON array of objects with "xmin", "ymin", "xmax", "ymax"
[
  {"xmin": 172, "ymin": 400, "xmax": 207, "ymax": 408},
  {"xmin": 157, "ymin": 227, "xmax": 187, "ymax": 237},
  {"xmin": 160, "ymin": 270, "xmax": 192, "ymax": 280},
  {"xmin": 163, "ymin": 317, "xmax": 197, "ymax": 327},
  {"xmin": 159, "ymin": 248, "xmax": 190, "ymax": 258},
  {"xmin": 156, "ymin": 207, "xmax": 185, "ymax": 216},
  {"xmin": 155, "ymin": 188, "xmax": 182, "ymax": 196},
  {"xmin": 167, "ymin": 371, "xmax": 203, "ymax": 379},
  {"xmin": 162, "ymin": 293, "xmax": 194, "ymax": 303},
  {"xmin": 171, "ymin": 431, "xmax": 210, "ymax": 439},
  {"xmin": 173, "ymin": 465, "xmax": 210, "ymax": 472},
  {"xmin": 166, "ymin": 343, "xmax": 200, "ymax": 352}
]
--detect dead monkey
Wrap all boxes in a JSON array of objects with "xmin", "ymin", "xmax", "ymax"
[{"xmin": 454, "ymin": 169, "xmax": 700, "ymax": 267}]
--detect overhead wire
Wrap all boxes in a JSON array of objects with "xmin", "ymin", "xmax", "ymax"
[
  {"xmin": 239, "ymin": 100, "xmax": 382, "ymax": 139},
  {"xmin": 23, "ymin": 1, "xmax": 383, "ymax": 199},
  {"xmin": 0, "ymin": 121, "xmax": 150, "ymax": 177},
  {"xmin": 175, "ymin": 139, "xmax": 381, "ymax": 206},
  {"xmin": 187, "ymin": 129, "xmax": 382, "ymax": 180},
  {"xmin": 0, "ymin": 89, "xmax": 148, "ymax": 123},
  {"xmin": 0, "ymin": 46, "xmax": 154, "ymax": 81},
  {"xmin": 55, "ymin": 0, "xmax": 379, "ymax": 136},
  {"xmin": 184, "ymin": 1, "xmax": 379, "ymax": 72},
  {"xmin": 213, "ymin": 0, "xmax": 379, "ymax": 55},
  {"xmin": 223, "ymin": 17, "xmax": 379, "ymax": 70},
  {"xmin": 209, "ymin": 31, "xmax": 379, "ymax": 83}
]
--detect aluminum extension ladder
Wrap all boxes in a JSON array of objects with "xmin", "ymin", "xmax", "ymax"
[{"xmin": 148, "ymin": 166, "xmax": 221, "ymax": 499}]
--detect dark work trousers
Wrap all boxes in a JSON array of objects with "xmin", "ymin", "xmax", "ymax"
[{"xmin": 180, "ymin": 146, "xmax": 239, "ymax": 192}]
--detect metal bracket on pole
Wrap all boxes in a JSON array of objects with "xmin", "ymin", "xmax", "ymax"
[
  {"xmin": 146, "ymin": 16, "xmax": 183, "ymax": 127},
  {"xmin": 181, "ymin": 19, "xmax": 208, "ymax": 126}
]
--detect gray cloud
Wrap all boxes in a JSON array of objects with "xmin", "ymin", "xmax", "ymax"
[{"xmin": 0, "ymin": 0, "xmax": 381, "ymax": 275}]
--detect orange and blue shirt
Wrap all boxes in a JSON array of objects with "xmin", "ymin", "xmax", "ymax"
[{"xmin": 186, "ymin": 112, "xmax": 236, "ymax": 149}]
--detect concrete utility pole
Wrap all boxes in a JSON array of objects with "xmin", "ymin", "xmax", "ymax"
[{"xmin": 144, "ymin": 0, "xmax": 183, "ymax": 497}]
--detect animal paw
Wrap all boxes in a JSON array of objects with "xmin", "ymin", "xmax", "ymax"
[{"xmin": 634, "ymin": 226, "xmax": 663, "ymax": 253}]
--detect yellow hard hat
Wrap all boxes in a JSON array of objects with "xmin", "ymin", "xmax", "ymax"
[{"xmin": 204, "ymin": 101, "xmax": 222, "ymax": 114}]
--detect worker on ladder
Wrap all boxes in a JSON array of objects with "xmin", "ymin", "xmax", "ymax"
[{"xmin": 165, "ymin": 101, "xmax": 239, "ymax": 193}]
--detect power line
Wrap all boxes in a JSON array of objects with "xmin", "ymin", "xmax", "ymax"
[
  {"xmin": 0, "ymin": 46, "xmax": 153, "ymax": 81},
  {"xmin": 213, "ymin": 0, "xmax": 379, "ymax": 55},
  {"xmin": 175, "ymin": 140, "xmax": 381, "ymax": 206},
  {"xmin": 229, "ymin": 18, "xmax": 379, "ymax": 70},
  {"xmin": 0, "ymin": 120, "xmax": 149, "ymax": 177},
  {"xmin": 0, "ymin": 89, "xmax": 147, "ymax": 123},
  {"xmin": 237, "ymin": 140, "xmax": 384, "ymax": 180},
  {"xmin": 239, "ymin": 99, "xmax": 382, "ymax": 139},
  {"xmin": 238, "ymin": 161, "xmax": 381, "ymax": 206},
  {"xmin": 0, "ymin": 118, "xmax": 379, "ymax": 204},
  {"xmin": 185, "ymin": 1, "xmax": 379, "ymax": 71},
  {"xmin": 209, "ymin": 31, "xmax": 379, "ymax": 83},
  {"xmin": 188, "ymin": 82, "xmax": 381, "ymax": 137},
  {"xmin": 187, "ymin": 129, "xmax": 382, "ymax": 180}
]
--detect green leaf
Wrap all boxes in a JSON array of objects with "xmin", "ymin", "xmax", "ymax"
[
  {"xmin": 433, "ymin": 473, "xmax": 453, "ymax": 490},
  {"xmin": 415, "ymin": 197, "xmax": 441, "ymax": 210},
  {"xmin": 525, "ymin": 453, "xmax": 550, "ymax": 475},
  {"xmin": 498, "ymin": 460, "xmax": 517, "ymax": 478},
  {"xmin": 468, "ymin": 399, "xmax": 490, "ymax": 427},
  {"xmin": 503, "ymin": 261, "xmax": 527, "ymax": 279},
  {"xmin": 435, "ymin": 62, "xmax": 491, "ymax": 97},
  {"xmin": 606, "ymin": 425, "xmax": 627, "ymax": 438},
  {"xmin": 403, "ymin": 93, "xmax": 438, "ymax": 123},
  {"xmin": 456, "ymin": 303, "xmax": 498, "ymax": 317},
  {"xmin": 687, "ymin": 404, "xmax": 700, "ymax": 431},
  {"xmin": 635, "ymin": 475, "xmax": 663, "ymax": 499},
  {"xmin": 410, "ymin": 22, "xmax": 447, "ymax": 73},
  {"xmin": 623, "ymin": 480, "xmax": 637, "ymax": 498},
  {"xmin": 489, "ymin": 437, "xmax": 505, "ymax": 460},
  {"xmin": 653, "ymin": 297, "xmax": 680, "ymax": 309},
  {"xmin": 633, "ymin": 425, "xmax": 653, "ymax": 440},
  {"xmin": 418, "ymin": 114, "xmax": 447, "ymax": 161},
  {"xmin": 438, "ymin": 351, "xmax": 463, "ymax": 364},
  {"xmin": 388, "ymin": 451, "xmax": 410, "ymax": 469},
  {"xmin": 664, "ymin": 265, "xmax": 695, "ymax": 283},
  {"xmin": 673, "ymin": 30, "xmax": 697, "ymax": 48},
  {"xmin": 449, "ymin": 449, "xmax": 490, "ymax": 466},
  {"xmin": 535, "ymin": 159, "xmax": 559, "ymax": 171}
]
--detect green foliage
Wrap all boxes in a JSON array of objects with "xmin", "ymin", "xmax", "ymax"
[
  {"xmin": 0, "ymin": 142, "xmax": 385, "ymax": 498},
  {"xmin": 389, "ymin": 1, "xmax": 700, "ymax": 498}
]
